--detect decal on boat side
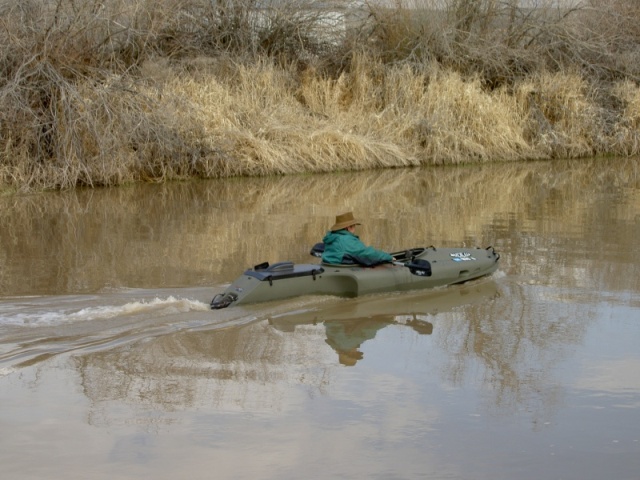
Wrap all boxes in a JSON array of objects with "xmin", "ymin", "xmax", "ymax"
[{"xmin": 450, "ymin": 252, "xmax": 476, "ymax": 261}]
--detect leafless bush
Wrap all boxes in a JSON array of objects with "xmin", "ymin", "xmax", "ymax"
[
  {"xmin": 0, "ymin": 0, "xmax": 351, "ymax": 190},
  {"xmin": 361, "ymin": 0, "xmax": 640, "ymax": 86},
  {"xmin": 0, "ymin": 0, "xmax": 190, "ymax": 189}
]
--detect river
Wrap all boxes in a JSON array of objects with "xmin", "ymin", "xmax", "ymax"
[{"xmin": 1, "ymin": 158, "xmax": 639, "ymax": 480}]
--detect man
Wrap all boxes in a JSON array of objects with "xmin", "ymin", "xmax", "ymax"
[{"xmin": 321, "ymin": 212, "xmax": 394, "ymax": 266}]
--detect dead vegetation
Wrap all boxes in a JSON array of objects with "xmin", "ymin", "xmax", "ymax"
[{"xmin": 0, "ymin": 0, "xmax": 639, "ymax": 191}]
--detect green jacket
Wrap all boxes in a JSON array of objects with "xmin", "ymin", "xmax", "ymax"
[{"xmin": 321, "ymin": 229, "xmax": 393, "ymax": 266}]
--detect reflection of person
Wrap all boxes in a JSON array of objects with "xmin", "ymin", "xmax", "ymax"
[
  {"xmin": 324, "ymin": 316, "xmax": 434, "ymax": 366},
  {"xmin": 321, "ymin": 211, "xmax": 394, "ymax": 266},
  {"xmin": 324, "ymin": 318, "xmax": 391, "ymax": 366}
]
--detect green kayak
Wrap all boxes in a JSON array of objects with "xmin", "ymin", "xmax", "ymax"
[{"xmin": 210, "ymin": 245, "xmax": 500, "ymax": 309}]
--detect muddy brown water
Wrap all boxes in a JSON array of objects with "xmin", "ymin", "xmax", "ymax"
[{"xmin": 1, "ymin": 158, "xmax": 639, "ymax": 480}]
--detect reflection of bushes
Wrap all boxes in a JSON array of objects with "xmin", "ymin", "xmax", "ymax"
[
  {"xmin": 2, "ymin": 159, "xmax": 638, "ymax": 295},
  {"xmin": 1, "ymin": 1, "xmax": 640, "ymax": 191},
  {"xmin": 73, "ymin": 322, "xmax": 332, "ymax": 417}
]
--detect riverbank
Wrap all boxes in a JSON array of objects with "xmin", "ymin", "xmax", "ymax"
[{"xmin": 1, "ymin": 1, "xmax": 639, "ymax": 192}]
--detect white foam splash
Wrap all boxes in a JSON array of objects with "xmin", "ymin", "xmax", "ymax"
[
  {"xmin": 0, "ymin": 367, "xmax": 16, "ymax": 377},
  {"xmin": 0, "ymin": 296, "xmax": 210, "ymax": 328}
]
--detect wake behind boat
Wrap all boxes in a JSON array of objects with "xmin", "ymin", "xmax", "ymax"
[{"xmin": 210, "ymin": 245, "xmax": 500, "ymax": 309}]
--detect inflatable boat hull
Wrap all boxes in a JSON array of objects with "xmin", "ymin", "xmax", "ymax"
[{"xmin": 211, "ymin": 246, "xmax": 499, "ymax": 309}]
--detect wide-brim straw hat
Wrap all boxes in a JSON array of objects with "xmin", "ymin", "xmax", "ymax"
[{"xmin": 331, "ymin": 211, "xmax": 361, "ymax": 231}]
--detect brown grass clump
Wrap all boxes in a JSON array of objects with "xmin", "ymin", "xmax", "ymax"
[
  {"xmin": 515, "ymin": 73, "xmax": 604, "ymax": 158},
  {"xmin": 611, "ymin": 80, "xmax": 640, "ymax": 155}
]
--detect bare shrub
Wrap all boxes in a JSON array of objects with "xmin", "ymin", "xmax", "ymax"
[
  {"xmin": 361, "ymin": 0, "xmax": 640, "ymax": 86},
  {"xmin": 0, "ymin": 0, "xmax": 195, "ymax": 189},
  {"xmin": 0, "ymin": 0, "xmax": 363, "ymax": 190},
  {"xmin": 152, "ymin": 0, "xmax": 352, "ymax": 66},
  {"xmin": 361, "ymin": 0, "xmax": 558, "ymax": 85}
]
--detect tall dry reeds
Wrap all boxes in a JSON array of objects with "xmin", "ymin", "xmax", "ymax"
[{"xmin": 0, "ymin": 0, "xmax": 639, "ymax": 191}]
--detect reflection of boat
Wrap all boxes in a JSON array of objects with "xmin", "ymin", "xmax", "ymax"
[
  {"xmin": 269, "ymin": 279, "xmax": 499, "ymax": 331},
  {"xmin": 211, "ymin": 245, "xmax": 500, "ymax": 309},
  {"xmin": 268, "ymin": 280, "xmax": 499, "ymax": 366}
]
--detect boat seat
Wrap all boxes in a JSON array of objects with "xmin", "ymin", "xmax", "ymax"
[{"xmin": 245, "ymin": 262, "xmax": 324, "ymax": 282}]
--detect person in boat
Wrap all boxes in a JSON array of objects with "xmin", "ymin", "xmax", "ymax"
[{"xmin": 321, "ymin": 211, "xmax": 394, "ymax": 266}]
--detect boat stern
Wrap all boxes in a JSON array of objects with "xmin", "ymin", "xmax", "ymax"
[{"xmin": 211, "ymin": 261, "xmax": 325, "ymax": 309}]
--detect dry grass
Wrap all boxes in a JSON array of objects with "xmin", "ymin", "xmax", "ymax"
[{"xmin": 1, "ymin": 0, "xmax": 639, "ymax": 192}]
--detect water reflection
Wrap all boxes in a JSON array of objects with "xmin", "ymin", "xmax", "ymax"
[
  {"xmin": 270, "ymin": 280, "xmax": 498, "ymax": 366},
  {"xmin": 70, "ymin": 281, "xmax": 497, "ymax": 419},
  {"xmin": 73, "ymin": 319, "xmax": 330, "ymax": 424},
  {"xmin": 1, "ymin": 157, "xmax": 639, "ymax": 297},
  {"xmin": 2, "ymin": 159, "xmax": 640, "ymax": 479}
]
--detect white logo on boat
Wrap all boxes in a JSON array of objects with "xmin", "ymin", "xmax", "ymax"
[{"xmin": 450, "ymin": 252, "xmax": 476, "ymax": 261}]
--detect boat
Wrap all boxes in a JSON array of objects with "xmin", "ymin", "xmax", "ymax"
[{"xmin": 210, "ymin": 244, "xmax": 500, "ymax": 309}]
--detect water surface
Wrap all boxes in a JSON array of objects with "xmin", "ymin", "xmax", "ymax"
[{"xmin": 1, "ymin": 159, "xmax": 639, "ymax": 480}]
